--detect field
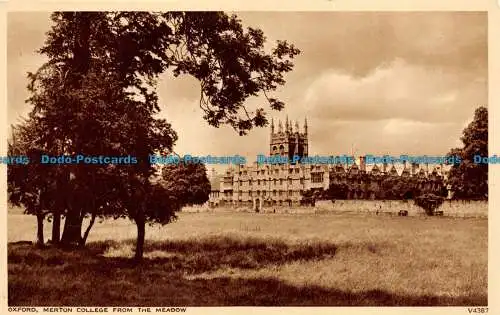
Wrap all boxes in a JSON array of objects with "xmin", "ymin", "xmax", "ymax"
[{"xmin": 8, "ymin": 210, "xmax": 488, "ymax": 306}]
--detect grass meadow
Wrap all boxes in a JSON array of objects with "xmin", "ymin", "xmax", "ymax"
[{"xmin": 8, "ymin": 209, "xmax": 488, "ymax": 306}]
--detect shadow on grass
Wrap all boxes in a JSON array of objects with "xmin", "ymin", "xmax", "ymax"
[
  {"xmin": 8, "ymin": 239, "xmax": 486, "ymax": 306},
  {"xmin": 9, "ymin": 236, "xmax": 338, "ymax": 274}
]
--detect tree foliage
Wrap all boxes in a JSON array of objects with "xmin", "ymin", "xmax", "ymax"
[
  {"xmin": 161, "ymin": 162, "xmax": 211, "ymax": 208},
  {"xmin": 414, "ymin": 193, "xmax": 445, "ymax": 216},
  {"xmin": 8, "ymin": 118, "xmax": 56, "ymax": 246},
  {"xmin": 325, "ymin": 182, "xmax": 348, "ymax": 200},
  {"xmin": 12, "ymin": 11, "xmax": 300, "ymax": 260},
  {"xmin": 326, "ymin": 172, "xmax": 445, "ymax": 201},
  {"xmin": 446, "ymin": 106, "xmax": 488, "ymax": 200}
]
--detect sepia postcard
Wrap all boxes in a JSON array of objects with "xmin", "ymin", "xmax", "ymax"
[{"xmin": 1, "ymin": 1, "xmax": 499, "ymax": 315}]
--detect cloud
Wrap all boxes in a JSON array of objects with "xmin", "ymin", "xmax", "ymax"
[
  {"xmin": 297, "ymin": 58, "xmax": 485, "ymax": 155},
  {"xmin": 302, "ymin": 58, "xmax": 484, "ymax": 124},
  {"xmin": 238, "ymin": 11, "xmax": 487, "ymax": 78}
]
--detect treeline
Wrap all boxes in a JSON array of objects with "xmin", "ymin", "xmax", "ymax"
[
  {"xmin": 324, "ymin": 174, "xmax": 447, "ymax": 200},
  {"xmin": 319, "ymin": 106, "xmax": 488, "ymax": 209}
]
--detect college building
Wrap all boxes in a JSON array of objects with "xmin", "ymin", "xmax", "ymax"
[{"xmin": 208, "ymin": 117, "xmax": 451, "ymax": 211}]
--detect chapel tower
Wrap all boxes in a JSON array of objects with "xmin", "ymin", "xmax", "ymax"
[{"xmin": 269, "ymin": 116, "xmax": 309, "ymax": 161}]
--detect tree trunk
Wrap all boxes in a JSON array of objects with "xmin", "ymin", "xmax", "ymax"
[
  {"xmin": 51, "ymin": 211, "xmax": 61, "ymax": 245},
  {"xmin": 61, "ymin": 208, "xmax": 83, "ymax": 247},
  {"xmin": 79, "ymin": 212, "xmax": 96, "ymax": 247},
  {"xmin": 134, "ymin": 210, "xmax": 146, "ymax": 263},
  {"xmin": 59, "ymin": 14, "xmax": 91, "ymax": 248},
  {"xmin": 36, "ymin": 213, "xmax": 45, "ymax": 248}
]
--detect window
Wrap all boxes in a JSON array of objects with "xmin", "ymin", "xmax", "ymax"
[
  {"xmin": 273, "ymin": 190, "xmax": 277, "ymax": 196},
  {"xmin": 274, "ymin": 179, "xmax": 277, "ymax": 185},
  {"xmin": 257, "ymin": 190, "xmax": 261, "ymax": 196},
  {"xmin": 279, "ymin": 191, "xmax": 283, "ymax": 196},
  {"xmin": 263, "ymin": 191, "xmax": 266, "ymax": 196},
  {"xmin": 300, "ymin": 178, "xmax": 304, "ymax": 184},
  {"xmin": 280, "ymin": 179, "xmax": 283, "ymax": 185},
  {"xmin": 288, "ymin": 179, "xmax": 292, "ymax": 185},
  {"xmin": 311, "ymin": 173, "xmax": 324, "ymax": 183},
  {"xmin": 249, "ymin": 179, "xmax": 252, "ymax": 186},
  {"xmin": 261, "ymin": 170, "xmax": 265, "ymax": 175},
  {"xmin": 249, "ymin": 191, "xmax": 252, "ymax": 197},
  {"xmin": 239, "ymin": 180, "xmax": 242, "ymax": 186},
  {"xmin": 258, "ymin": 179, "xmax": 261, "ymax": 185},
  {"xmin": 295, "ymin": 168, "xmax": 299, "ymax": 174},
  {"xmin": 289, "ymin": 169, "xmax": 293, "ymax": 174},
  {"xmin": 288, "ymin": 190, "xmax": 293, "ymax": 196}
]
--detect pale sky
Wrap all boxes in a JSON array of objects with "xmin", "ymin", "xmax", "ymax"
[{"xmin": 7, "ymin": 12, "xmax": 487, "ymax": 164}]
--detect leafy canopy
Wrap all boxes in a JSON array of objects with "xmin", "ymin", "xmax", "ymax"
[
  {"xmin": 446, "ymin": 106, "xmax": 488, "ymax": 200},
  {"xmin": 11, "ymin": 12, "xmax": 300, "ymax": 248}
]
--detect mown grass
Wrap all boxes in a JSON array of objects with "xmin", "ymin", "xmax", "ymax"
[{"xmin": 8, "ymin": 211, "xmax": 488, "ymax": 306}]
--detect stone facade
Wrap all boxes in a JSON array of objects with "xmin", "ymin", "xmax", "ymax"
[
  {"xmin": 207, "ymin": 117, "xmax": 452, "ymax": 210},
  {"xmin": 215, "ymin": 163, "xmax": 330, "ymax": 211}
]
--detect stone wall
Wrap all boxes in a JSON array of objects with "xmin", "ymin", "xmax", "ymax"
[
  {"xmin": 314, "ymin": 199, "xmax": 488, "ymax": 218},
  {"xmin": 191, "ymin": 199, "xmax": 488, "ymax": 218}
]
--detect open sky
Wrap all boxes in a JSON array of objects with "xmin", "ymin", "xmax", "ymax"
[{"xmin": 7, "ymin": 11, "xmax": 487, "ymax": 163}]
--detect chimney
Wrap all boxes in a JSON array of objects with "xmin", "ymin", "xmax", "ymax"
[
  {"xmin": 411, "ymin": 163, "xmax": 418, "ymax": 176},
  {"xmin": 360, "ymin": 156, "xmax": 366, "ymax": 172}
]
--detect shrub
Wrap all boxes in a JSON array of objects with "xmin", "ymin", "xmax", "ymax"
[{"xmin": 414, "ymin": 193, "xmax": 444, "ymax": 216}]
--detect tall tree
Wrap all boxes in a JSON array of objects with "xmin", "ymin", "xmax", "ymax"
[
  {"xmin": 23, "ymin": 11, "xmax": 300, "ymax": 260},
  {"xmin": 8, "ymin": 117, "xmax": 64, "ymax": 246},
  {"xmin": 446, "ymin": 106, "xmax": 488, "ymax": 200},
  {"xmin": 8, "ymin": 120, "xmax": 45, "ymax": 247},
  {"xmin": 161, "ymin": 162, "xmax": 211, "ymax": 207}
]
